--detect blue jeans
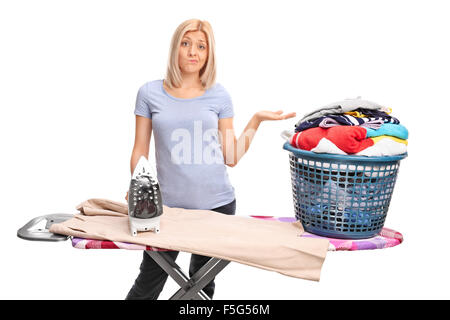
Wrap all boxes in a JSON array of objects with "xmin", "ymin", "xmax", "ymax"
[{"xmin": 125, "ymin": 199, "xmax": 236, "ymax": 300}]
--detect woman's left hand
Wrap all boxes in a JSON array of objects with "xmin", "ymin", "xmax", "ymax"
[{"xmin": 255, "ymin": 110, "xmax": 296, "ymax": 122}]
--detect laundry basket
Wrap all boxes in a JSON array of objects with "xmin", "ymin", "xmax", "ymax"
[{"xmin": 283, "ymin": 142, "xmax": 407, "ymax": 239}]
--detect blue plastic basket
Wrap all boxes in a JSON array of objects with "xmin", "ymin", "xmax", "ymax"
[{"xmin": 283, "ymin": 142, "xmax": 407, "ymax": 239}]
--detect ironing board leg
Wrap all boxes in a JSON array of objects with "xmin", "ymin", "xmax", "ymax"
[
  {"xmin": 145, "ymin": 250, "xmax": 209, "ymax": 300},
  {"xmin": 170, "ymin": 257, "xmax": 230, "ymax": 300},
  {"xmin": 145, "ymin": 250, "xmax": 230, "ymax": 300}
]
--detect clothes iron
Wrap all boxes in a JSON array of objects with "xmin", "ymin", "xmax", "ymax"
[{"xmin": 128, "ymin": 156, "xmax": 163, "ymax": 236}]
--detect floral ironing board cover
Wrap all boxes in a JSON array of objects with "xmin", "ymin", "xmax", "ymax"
[{"xmin": 71, "ymin": 216, "xmax": 403, "ymax": 252}]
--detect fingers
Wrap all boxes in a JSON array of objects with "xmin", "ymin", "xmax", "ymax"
[
  {"xmin": 261, "ymin": 110, "xmax": 296, "ymax": 121},
  {"xmin": 282, "ymin": 112, "xmax": 296, "ymax": 119},
  {"xmin": 273, "ymin": 111, "xmax": 296, "ymax": 120}
]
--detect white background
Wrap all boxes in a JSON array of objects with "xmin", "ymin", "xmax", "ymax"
[{"xmin": 1, "ymin": 0, "xmax": 449, "ymax": 299}]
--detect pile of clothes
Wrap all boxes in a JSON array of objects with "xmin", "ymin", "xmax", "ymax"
[{"xmin": 284, "ymin": 97, "xmax": 408, "ymax": 156}]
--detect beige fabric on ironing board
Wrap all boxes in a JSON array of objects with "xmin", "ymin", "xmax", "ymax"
[{"xmin": 50, "ymin": 198, "xmax": 329, "ymax": 281}]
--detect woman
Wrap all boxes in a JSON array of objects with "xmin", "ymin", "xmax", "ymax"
[{"xmin": 125, "ymin": 19, "xmax": 295, "ymax": 300}]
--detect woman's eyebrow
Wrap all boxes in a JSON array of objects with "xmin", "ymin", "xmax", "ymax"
[{"xmin": 182, "ymin": 36, "xmax": 206, "ymax": 43}]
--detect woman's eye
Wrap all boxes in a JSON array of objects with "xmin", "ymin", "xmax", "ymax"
[
  {"xmin": 199, "ymin": 45, "xmax": 206, "ymax": 50},
  {"xmin": 181, "ymin": 41, "xmax": 189, "ymax": 46}
]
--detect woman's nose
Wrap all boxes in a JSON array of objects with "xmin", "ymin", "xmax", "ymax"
[{"xmin": 188, "ymin": 46, "xmax": 197, "ymax": 56}]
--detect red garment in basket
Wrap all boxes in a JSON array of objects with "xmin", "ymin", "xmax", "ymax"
[{"xmin": 290, "ymin": 126, "xmax": 374, "ymax": 154}]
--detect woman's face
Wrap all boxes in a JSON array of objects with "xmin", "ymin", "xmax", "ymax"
[{"xmin": 178, "ymin": 30, "xmax": 208, "ymax": 75}]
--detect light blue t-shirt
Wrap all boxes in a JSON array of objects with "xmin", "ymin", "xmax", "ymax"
[{"xmin": 134, "ymin": 79, "xmax": 235, "ymax": 210}]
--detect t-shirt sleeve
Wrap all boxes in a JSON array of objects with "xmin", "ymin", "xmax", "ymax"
[
  {"xmin": 218, "ymin": 88, "xmax": 234, "ymax": 119},
  {"xmin": 134, "ymin": 84, "xmax": 152, "ymax": 119}
]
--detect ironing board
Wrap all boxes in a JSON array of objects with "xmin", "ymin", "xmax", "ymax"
[{"xmin": 17, "ymin": 214, "xmax": 403, "ymax": 300}]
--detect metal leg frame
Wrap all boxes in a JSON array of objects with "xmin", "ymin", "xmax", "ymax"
[{"xmin": 145, "ymin": 250, "xmax": 230, "ymax": 300}]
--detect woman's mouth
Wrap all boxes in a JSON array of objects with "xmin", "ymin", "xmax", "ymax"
[{"xmin": 188, "ymin": 60, "xmax": 198, "ymax": 63}]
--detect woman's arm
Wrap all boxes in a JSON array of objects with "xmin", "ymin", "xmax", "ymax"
[
  {"xmin": 126, "ymin": 116, "xmax": 152, "ymax": 201},
  {"xmin": 131, "ymin": 115, "xmax": 152, "ymax": 174},
  {"xmin": 218, "ymin": 110, "xmax": 296, "ymax": 167},
  {"xmin": 218, "ymin": 115, "xmax": 259, "ymax": 167}
]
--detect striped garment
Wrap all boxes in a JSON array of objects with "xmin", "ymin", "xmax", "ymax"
[{"xmin": 295, "ymin": 110, "xmax": 400, "ymax": 133}]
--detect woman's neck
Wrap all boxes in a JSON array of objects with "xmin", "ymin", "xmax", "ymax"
[
  {"xmin": 163, "ymin": 72, "xmax": 206, "ymax": 99},
  {"xmin": 179, "ymin": 72, "xmax": 203, "ymax": 89}
]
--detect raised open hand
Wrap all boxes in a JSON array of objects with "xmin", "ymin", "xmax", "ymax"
[{"xmin": 255, "ymin": 110, "xmax": 296, "ymax": 122}]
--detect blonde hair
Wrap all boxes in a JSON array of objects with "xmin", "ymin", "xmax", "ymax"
[{"xmin": 165, "ymin": 19, "xmax": 217, "ymax": 90}]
